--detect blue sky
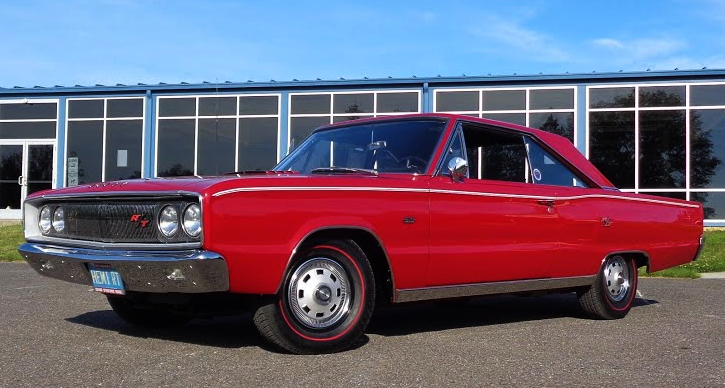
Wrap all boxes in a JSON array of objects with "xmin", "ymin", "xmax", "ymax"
[{"xmin": 1, "ymin": 0, "xmax": 725, "ymax": 87}]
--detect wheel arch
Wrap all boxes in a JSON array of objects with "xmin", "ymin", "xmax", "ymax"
[
  {"xmin": 601, "ymin": 250, "xmax": 651, "ymax": 273},
  {"xmin": 278, "ymin": 226, "xmax": 395, "ymax": 304}
]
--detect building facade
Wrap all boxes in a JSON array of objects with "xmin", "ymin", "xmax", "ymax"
[{"xmin": 1, "ymin": 70, "xmax": 724, "ymax": 225}]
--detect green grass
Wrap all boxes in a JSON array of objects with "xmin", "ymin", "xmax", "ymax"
[
  {"xmin": 1, "ymin": 224, "xmax": 724, "ymax": 279},
  {"xmin": 0, "ymin": 224, "xmax": 24, "ymax": 262}
]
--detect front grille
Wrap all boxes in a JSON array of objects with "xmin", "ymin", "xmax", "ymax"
[{"xmin": 43, "ymin": 200, "xmax": 200, "ymax": 244}]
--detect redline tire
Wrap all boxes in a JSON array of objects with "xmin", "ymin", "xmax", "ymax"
[
  {"xmin": 578, "ymin": 255, "xmax": 638, "ymax": 319},
  {"xmin": 253, "ymin": 239, "xmax": 375, "ymax": 354}
]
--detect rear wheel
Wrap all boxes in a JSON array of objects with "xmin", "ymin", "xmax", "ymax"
[
  {"xmin": 106, "ymin": 295, "xmax": 191, "ymax": 328},
  {"xmin": 578, "ymin": 255, "xmax": 638, "ymax": 319},
  {"xmin": 253, "ymin": 239, "xmax": 375, "ymax": 354}
]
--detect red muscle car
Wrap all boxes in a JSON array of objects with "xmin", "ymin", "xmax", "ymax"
[{"xmin": 19, "ymin": 114, "xmax": 704, "ymax": 354}]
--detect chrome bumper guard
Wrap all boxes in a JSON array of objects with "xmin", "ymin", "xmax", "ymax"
[{"xmin": 19, "ymin": 243, "xmax": 229, "ymax": 293}]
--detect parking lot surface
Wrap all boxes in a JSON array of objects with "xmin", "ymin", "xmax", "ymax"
[{"xmin": 1, "ymin": 262, "xmax": 724, "ymax": 387}]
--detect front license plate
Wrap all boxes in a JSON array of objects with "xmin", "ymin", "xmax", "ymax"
[{"xmin": 88, "ymin": 264, "xmax": 126, "ymax": 295}]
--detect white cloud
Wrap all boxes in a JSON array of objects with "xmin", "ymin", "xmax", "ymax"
[
  {"xmin": 592, "ymin": 38, "xmax": 624, "ymax": 49},
  {"xmin": 467, "ymin": 16, "xmax": 570, "ymax": 63}
]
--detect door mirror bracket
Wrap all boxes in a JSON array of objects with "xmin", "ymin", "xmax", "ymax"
[{"xmin": 447, "ymin": 157, "xmax": 468, "ymax": 183}]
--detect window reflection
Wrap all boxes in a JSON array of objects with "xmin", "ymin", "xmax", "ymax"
[
  {"xmin": 690, "ymin": 109, "xmax": 725, "ymax": 189},
  {"xmin": 639, "ymin": 110, "xmax": 686, "ymax": 189},
  {"xmin": 589, "ymin": 111, "xmax": 635, "ymax": 189}
]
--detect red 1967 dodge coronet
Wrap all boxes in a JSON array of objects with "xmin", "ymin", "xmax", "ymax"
[{"xmin": 19, "ymin": 113, "xmax": 704, "ymax": 354}]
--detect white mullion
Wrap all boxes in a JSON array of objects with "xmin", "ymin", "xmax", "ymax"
[
  {"xmin": 154, "ymin": 97, "xmax": 160, "ymax": 177},
  {"xmin": 634, "ymin": 87, "xmax": 640, "ymax": 193},
  {"xmin": 479, "ymin": 90, "xmax": 483, "ymax": 117},
  {"xmin": 194, "ymin": 97, "xmax": 199, "ymax": 176},
  {"xmin": 525, "ymin": 89, "xmax": 530, "ymax": 127},
  {"xmin": 373, "ymin": 92, "xmax": 378, "ymax": 117},
  {"xmin": 686, "ymin": 85, "xmax": 691, "ymax": 201},
  {"xmin": 101, "ymin": 99, "xmax": 107, "ymax": 182},
  {"xmin": 140, "ymin": 97, "xmax": 146, "ymax": 179},
  {"xmin": 235, "ymin": 96, "xmax": 240, "ymax": 171},
  {"xmin": 329, "ymin": 93, "xmax": 334, "ymax": 124},
  {"xmin": 585, "ymin": 86, "xmax": 590, "ymax": 158},
  {"xmin": 0, "ymin": 119, "xmax": 57, "ymax": 123}
]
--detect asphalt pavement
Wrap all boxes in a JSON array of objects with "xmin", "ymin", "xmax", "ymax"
[{"xmin": 1, "ymin": 262, "xmax": 724, "ymax": 387}]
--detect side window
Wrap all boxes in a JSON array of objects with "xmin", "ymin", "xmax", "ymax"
[
  {"xmin": 524, "ymin": 137, "xmax": 590, "ymax": 188},
  {"xmin": 461, "ymin": 123, "xmax": 528, "ymax": 183},
  {"xmin": 441, "ymin": 128, "xmax": 465, "ymax": 176}
]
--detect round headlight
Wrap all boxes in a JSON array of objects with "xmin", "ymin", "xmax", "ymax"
[
  {"xmin": 52, "ymin": 206, "xmax": 65, "ymax": 232},
  {"xmin": 182, "ymin": 204, "xmax": 201, "ymax": 237},
  {"xmin": 158, "ymin": 205, "xmax": 178, "ymax": 237},
  {"xmin": 38, "ymin": 206, "xmax": 51, "ymax": 234}
]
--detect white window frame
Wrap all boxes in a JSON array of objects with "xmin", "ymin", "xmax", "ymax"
[
  {"xmin": 154, "ymin": 93, "xmax": 282, "ymax": 177},
  {"xmin": 287, "ymin": 89, "xmax": 422, "ymax": 153},
  {"xmin": 432, "ymin": 86, "xmax": 578, "ymax": 146},
  {"xmin": 586, "ymin": 82, "xmax": 725, "ymax": 222},
  {"xmin": 65, "ymin": 97, "xmax": 146, "ymax": 186}
]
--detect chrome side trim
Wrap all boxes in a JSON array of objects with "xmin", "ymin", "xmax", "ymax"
[
  {"xmin": 210, "ymin": 185, "xmax": 700, "ymax": 209},
  {"xmin": 19, "ymin": 243, "xmax": 229, "ymax": 293},
  {"xmin": 394, "ymin": 275, "xmax": 596, "ymax": 303}
]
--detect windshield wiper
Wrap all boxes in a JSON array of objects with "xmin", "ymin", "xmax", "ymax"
[{"xmin": 310, "ymin": 167, "xmax": 378, "ymax": 175}]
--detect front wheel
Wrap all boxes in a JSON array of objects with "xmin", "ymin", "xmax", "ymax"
[
  {"xmin": 253, "ymin": 239, "xmax": 375, "ymax": 354},
  {"xmin": 578, "ymin": 255, "xmax": 638, "ymax": 319}
]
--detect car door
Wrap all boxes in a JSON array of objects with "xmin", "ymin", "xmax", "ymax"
[{"xmin": 427, "ymin": 122, "xmax": 562, "ymax": 286}]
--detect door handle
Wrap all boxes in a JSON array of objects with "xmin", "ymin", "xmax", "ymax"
[
  {"xmin": 17, "ymin": 175, "xmax": 24, "ymax": 186},
  {"xmin": 537, "ymin": 199, "xmax": 555, "ymax": 206}
]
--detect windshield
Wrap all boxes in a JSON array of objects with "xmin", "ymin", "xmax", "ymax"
[{"xmin": 274, "ymin": 119, "xmax": 447, "ymax": 174}]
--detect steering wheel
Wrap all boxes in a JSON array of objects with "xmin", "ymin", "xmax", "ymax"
[{"xmin": 399, "ymin": 156, "xmax": 428, "ymax": 172}]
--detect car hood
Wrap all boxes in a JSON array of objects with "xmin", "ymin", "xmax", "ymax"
[{"xmin": 27, "ymin": 172, "xmax": 428, "ymax": 200}]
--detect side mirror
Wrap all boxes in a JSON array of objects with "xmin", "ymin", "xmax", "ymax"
[{"xmin": 447, "ymin": 157, "xmax": 468, "ymax": 182}]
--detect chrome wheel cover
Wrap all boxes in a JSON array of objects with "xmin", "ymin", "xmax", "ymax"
[
  {"xmin": 604, "ymin": 256, "xmax": 630, "ymax": 302},
  {"xmin": 287, "ymin": 258, "xmax": 351, "ymax": 329}
]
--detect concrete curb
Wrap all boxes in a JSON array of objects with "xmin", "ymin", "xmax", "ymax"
[{"xmin": 700, "ymin": 272, "xmax": 725, "ymax": 279}]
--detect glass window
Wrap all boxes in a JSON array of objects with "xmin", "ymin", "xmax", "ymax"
[
  {"xmin": 461, "ymin": 124, "xmax": 527, "ymax": 182},
  {"xmin": 67, "ymin": 121, "xmax": 103, "ymax": 184},
  {"xmin": 482, "ymin": 113, "xmax": 526, "ymax": 126},
  {"xmin": 0, "ymin": 121, "xmax": 56, "ymax": 139},
  {"xmin": 691, "ymin": 192, "xmax": 725, "ymax": 219},
  {"xmin": 589, "ymin": 111, "xmax": 635, "ymax": 189},
  {"xmin": 530, "ymin": 112, "xmax": 574, "ymax": 143},
  {"xmin": 276, "ymin": 119, "xmax": 445, "ymax": 174},
  {"xmin": 239, "ymin": 117, "xmax": 278, "ymax": 170},
  {"xmin": 639, "ymin": 110, "xmax": 686, "ymax": 189},
  {"xmin": 645, "ymin": 192, "xmax": 687, "ymax": 200},
  {"xmin": 482, "ymin": 90, "xmax": 525, "ymax": 111},
  {"xmin": 639, "ymin": 86, "xmax": 686, "ymax": 107},
  {"xmin": 198, "ymin": 97, "xmax": 236, "ymax": 116},
  {"xmin": 197, "ymin": 118, "xmax": 236, "ymax": 175},
  {"xmin": 333, "ymin": 115, "xmax": 373, "ymax": 123},
  {"xmin": 524, "ymin": 137, "xmax": 588, "ymax": 187},
  {"xmin": 289, "ymin": 116, "xmax": 330, "ymax": 151},
  {"xmin": 0, "ymin": 145, "xmax": 23, "ymax": 209},
  {"xmin": 690, "ymin": 109, "xmax": 725, "ymax": 189},
  {"xmin": 589, "ymin": 87, "xmax": 635, "ymax": 109},
  {"xmin": 158, "ymin": 98, "xmax": 196, "ymax": 117},
  {"xmin": 530, "ymin": 89, "xmax": 574, "ymax": 110},
  {"xmin": 377, "ymin": 92, "xmax": 418, "ymax": 113},
  {"xmin": 436, "ymin": 91, "xmax": 479, "ymax": 112},
  {"xmin": 107, "ymin": 98, "xmax": 144, "ymax": 118},
  {"xmin": 0, "ymin": 102, "xmax": 57, "ymax": 120},
  {"xmin": 291, "ymin": 94, "xmax": 330, "ymax": 115},
  {"xmin": 68, "ymin": 100, "xmax": 104, "ymax": 118},
  {"xmin": 157, "ymin": 119, "xmax": 195, "ymax": 176},
  {"xmin": 105, "ymin": 120, "xmax": 143, "ymax": 180},
  {"xmin": 334, "ymin": 93, "xmax": 374, "ymax": 114},
  {"xmin": 690, "ymin": 84, "xmax": 725, "ymax": 106},
  {"xmin": 239, "ymin": 95, "xmax": 278, "ymax": 115}
]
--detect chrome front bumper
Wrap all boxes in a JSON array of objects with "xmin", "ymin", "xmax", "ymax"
[{"xmin": 18, "ymin": 243, "xmax": 229, "ymax": 293}]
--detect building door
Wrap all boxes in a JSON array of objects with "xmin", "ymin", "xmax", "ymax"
[{"xmin": 0, "ymin": 141, "xmax": 55, "ymax": 219}]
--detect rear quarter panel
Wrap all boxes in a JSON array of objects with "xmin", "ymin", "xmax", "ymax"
[{"xmin": 557, "ymin": 188, "xmax": 702, "ymax": 274}]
